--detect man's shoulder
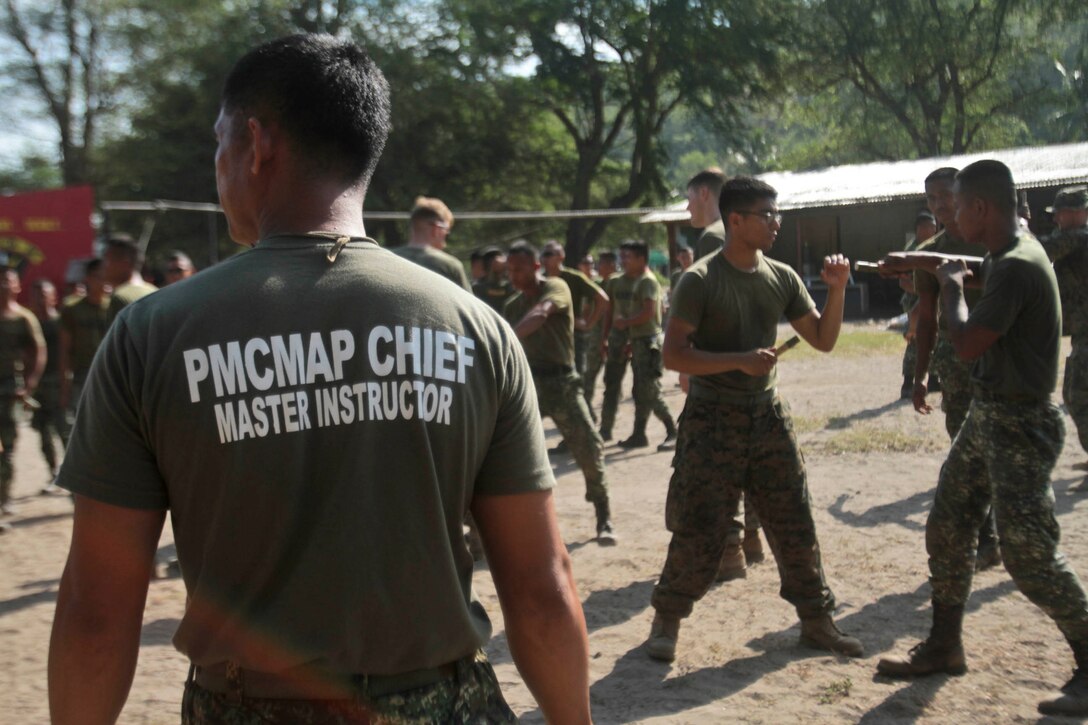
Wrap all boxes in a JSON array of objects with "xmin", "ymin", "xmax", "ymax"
[{"xmin": 699, "ymin": 219, "xmax": 726, "ymax": 241}]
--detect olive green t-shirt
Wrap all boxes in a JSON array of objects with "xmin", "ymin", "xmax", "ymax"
[
  {"xmin": 503, "ymin": 278, "xmax": 575, "ymax": 369},
  {"xmin": 913, "ymin": 230, "xmax": 985, "ymax": 333},
  {"xmin": 672, "ymin": 252, "xmax": 815, "ymax": 395},
  {"xmin": 0, "ymin": 305, "xmax": 44, "ymax": 383},
  {"xmin": 555, "ymin": 268, "xmax": 602, "ymax": 324},
  {"xmin": 611, "ymin": 270, "xmax": 662, "ymax": 339},
  {"xmin": 58, "ymin": 235, "xmax": 554, "ymax": 675},
  {"xmin": 693, "ymin": 219, "xmax": 725, "ymax": 261},
  {"xmin": 60, "ymin": 296, "xmax": 111, "ymax": 379},
  {"xmin": 107, "ymin": 280, "xmax": 157, "ymax": 325},
  {"xmin": 969, "ymin": 232, "xmax": 1061, "ymax": 401},
  {"xmin": 471, "ymin": 274, "xmax": 515, "ymax": 313},
  {"xmin": 392, "ymin": 245, "xmax": 471, "ymax": 291}
]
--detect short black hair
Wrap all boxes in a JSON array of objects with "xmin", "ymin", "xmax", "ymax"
[
  {"xmin": 84, "ymin": 258, "xmax": 102, "ymax": 275},
  {"xmin": 598, "ymin": 250, "xmax": 617, "ymax": 264},
  {"xmin": 222, "ymin": 34, "xmax": 391, "ymax": 186},
  {"xmin": 925, "ymin": 167, "xmax": 958, "ymax": 186},
  {"xmin": 106, "ymin": 235, "xmax": 143, "ymax": 267},
  {"xmin": 718, "ymin": 176, "xmax": 777, "ymax": 217},
  {"xmin": 619, "ymin": 239, "xmax": 648, "ymax": 261},
  {"xmin": 955, "ymin": 160, "xmax": 1017, "ymax": 212},
  {"xmin": 507, "ymin": 241, "xmax": 538, "ymax": 262}
]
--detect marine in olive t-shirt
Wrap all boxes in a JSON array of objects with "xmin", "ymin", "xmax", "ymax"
[
  {"xmin": 107, "ymin": 280, "xmax": 157, "ymax": 325},
  {"xmin": 57, "ymin": 235, "xmax": 554, "ymax": 675},
  {"xmin": 967, "ymin": 231, "xmax": 1061, "ymax": 401},
  {"xmin": 913, "ymin": 230, "xmax": 985, "ymax": 331},
  {"xmin": 0, "ymin": 305, "xmax": 44, "ymax": 383},
  {"xmin": 60, "ymin": 296, "xmax": 111, "ymax": 382},
  {"xmin": 502, "ymin": 278, "xmax": 574, "ymax": 369},
  {"xmin": 693, "ymin": 219, "xmax": 726, "ymax": 261},
  {"xmin": 671, "ymin": 252, "xmax": 815, "ymax": 395},
  {"xmin": 609, "ymin": 270, "xmax": 662, "ymax": 339},
  {"xmin": 554, "ymin": 268, "xmax": 602, "ymax": 325},
  {"xmin": 392, "ymin": 244, "xmax": 471, "ymax": 291}
]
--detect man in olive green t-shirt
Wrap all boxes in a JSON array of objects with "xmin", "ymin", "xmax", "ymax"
[
  {"xmin": 881, "ymin": 167, "xmax": 1000, "ymax": 572},
  {"xmin": 49, "ymin": 35, "xmax": 590, "ymax": 724},
  {"xmin": 471, "ymin": 246, "xmax": 515, "ymax": 313},
  {"xmin": 686, "ymin": 169, "xmax": 727, "ymax": 261},
  {"xmin": 878, "ymin": 161, "xmax": 1088, "ymax": 719},
  {"xmin": 0, "ymin": 268, "xmax": 45, "ymax": 517},
  {"xmin": 392, "ymin": 196, "xmax": 472, "ymax": 291},
  {"xmin": 608, "ymin": 239, "xmax": 676, "ymax": 451},
  {"xmin": 102, "ymin": 235, "xmax": 157, "ymax": 325},
  {"xmin": 504, "ymin": 242, "xmax": 614, "ymax": 544},
  {"xmin": 645, "ymin": 176, "xmax": 861, "ymax": 664},
  {"xmin": 59, "ymin": 258, "xmax": 110, "ymax": 417},
  {"xmin": 541, "ymin": 240, "xmax": 608, "ymax": 380},
  {"xmin": 584, "ymin": 250, "xmax": 618, "ymax": 416}
]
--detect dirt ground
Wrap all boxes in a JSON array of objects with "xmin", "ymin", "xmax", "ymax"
[{"xmin": 4, "ymin": 322, "xmax": 1088, "ymax": 723}]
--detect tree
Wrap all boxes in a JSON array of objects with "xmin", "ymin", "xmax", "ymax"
[
  {"xmin": 790, "ymin": 0, "xmax": 1050, "ymax": 159},
  {"xmin": 452, "ymin": 0, "xmax": 786, "ymax": 260},
  {"xmin": 1, "ymin": 0, "xmax": 117, "ymax": 185}
]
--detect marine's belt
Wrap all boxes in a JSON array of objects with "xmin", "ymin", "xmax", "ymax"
[
  {"xmin": 687, "ymin": 382, "xmax": 776, "ymax": 405},
  {"xmin": 191, "ymin": 659, "xmax": 459, "ymax": 700},
  {"xmin": 529, "ymin": 363, "xmax": 574, "ymax": 377}
]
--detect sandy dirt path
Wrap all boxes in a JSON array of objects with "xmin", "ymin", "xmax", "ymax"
[{"xmin": 3, "ymin": 323, "xmax": 1087, "ymax": 723}]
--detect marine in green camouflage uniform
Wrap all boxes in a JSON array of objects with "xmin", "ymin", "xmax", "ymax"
[
  {"xmin": 908, "ymin": 214, "xmax": 999, "ymax": 566},
  {"xmin": 646, "ymin": 178, "xmax": 861, "ymax": 661},
  {"xmin": 504, "ymin": 248, "xmax": 614, "ymax": 542},
  {"xmin": 30, "ymin": 285, "xmax": 68, "ymax": 480},
  {"xmin": 879, "ymin": 170, "xmax": 1088, "ymax": 714},
  {"xmin": 610, "ymin": 242, "xmax": 676, "ymax": 450},
  {"xmin": 0, "ymin": 270, "xmax": 46, "ymax": 513},
  {"xmin": 1039, "ymin": 187, "xmax": 1088, "ymax": 462}
]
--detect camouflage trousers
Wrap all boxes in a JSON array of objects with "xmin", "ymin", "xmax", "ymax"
[
  {"xmin": 630, "ymin": 336, "xmax": 674, "ymax": 436},
  {"xmin": 1062, "ymin": 341, "xmax": 1088, "ymax": 455},
  {"xmin": 582, "ymin": 328, "xmax": 604, "ymax": 417},
  {"xmin": 930, "ymin": 337, "xmax": 998, "ymax": 548},
  {"xmin": 536, "ymin": 372, "xmax": 608, "ymax": 504},
  {"xmin": 901, "ymin": 337, "xmax": 917, "ymax": 380},
  {"xmin": 599, "ymin": 330, "xmax": 630, "ymax": 436},
  {"xmin": 930, "ymin": 336, "xmax": 971, "ymax": 439},
  {"xmin": 181, "ymin": 653, "xmax": 517, "ymax": 724},
  {"xmin": 927, "ymin": 396, "xmax": 1088, "ymax": 642},
  {"xmin": 0, "ymin": 386, "xmax": 18, "ymax": 506},
  {"xmin": 651, "ymin": 394, "xmax": 835, "ymax": 620},
  {"xmin": 30, "ymin": 376, "xmax": 68, "ymax": 473}
]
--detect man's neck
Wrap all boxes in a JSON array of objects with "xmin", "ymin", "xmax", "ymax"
[
  {"xmin": 256, "ymin": 182, "xmax": 367, "ymax": 242},
  {"xmin": 983, "ymin": 219, "xmax": 1020, "ymax": 255},
  {"xmin": 520, "ymin": 276, "xmax": 544, "ymax": 300},
  {"xmin": 721, "ymin": 236, "xmax": 760, "ymax": 272}
]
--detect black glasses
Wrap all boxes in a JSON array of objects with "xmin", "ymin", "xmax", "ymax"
[{"xmin": 738, "ymin": 210, "xmax": 783, "ymax": 224}]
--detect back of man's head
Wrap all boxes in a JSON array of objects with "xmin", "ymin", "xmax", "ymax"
[
  {"xmin": 105, "ymin": 234, "xmax": 143, "ymax": 270},
  {"xmin": 718, "ymin": 176, "xmax": 777, "ymax": 217},
  {"xmin": 687, "ymin": 168, "xmax": 726, "ymax": 195},
  {"xmin": 222, "ymin": 34, "xmax": 391, "ymax": 187},
  {"xmin": 508, "ymin": 241, "xmax": 539, "ymax": 262},
  {"xmin": 410, "ymin": 197, "xmax": 453, "ymax": 231},
  {"xmin": 925, "ymin": 167, "xmax": 958, "ymax": 187},
  {"xmin": 956, "ymin": 160, "xmax": 1017, "ymax": 213}
]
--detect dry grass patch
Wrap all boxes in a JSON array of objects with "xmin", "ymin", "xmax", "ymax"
[
  {"xmin": 812, "ymin": 425, "xmax": 945, "ymax": 455},
  {"xmin": 782, "ymin": 328, "xmax": 904, "ymax": 360}
]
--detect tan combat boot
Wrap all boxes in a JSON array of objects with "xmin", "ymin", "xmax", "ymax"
[
  {"xmin": 645, "ymin": 613, "xmax": 681, "ymax": 662},
  {"xmin": 716, "ymin": 543, "xmax": 747, "ymax": 582},
  {"xmin": 1039, "ymin": 640, "xmax": 1088, "ymax": 716},
  {"xmin": 742, "ymin": 529, "xmax": 765, "ymax": 565},
  {"xmin": 800, "ymin": 614, "xmax": 864, "ymax": 658},
  {"xmin": 877, "ymin": 604, "xmax": 966, "ymax": 677}
]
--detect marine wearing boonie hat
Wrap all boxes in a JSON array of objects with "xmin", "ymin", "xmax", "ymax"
[{"xmin": 1047, "ymin": 186, "xmax": 1088, "ymax": 213}]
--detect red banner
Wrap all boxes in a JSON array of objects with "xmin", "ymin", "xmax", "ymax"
[{"xmin": 0, "ymin": 186, "xmax": 96, "ymax": 303}]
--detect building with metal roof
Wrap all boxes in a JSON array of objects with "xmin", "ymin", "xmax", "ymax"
[{"xmin": 642, "ymin": 142, "xmax": 1088, "ymax": 315}]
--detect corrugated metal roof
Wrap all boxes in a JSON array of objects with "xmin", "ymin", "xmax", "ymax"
[{"xmin": 641, "ymin": 141, "xmax": 1088, "ymax": 222}]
